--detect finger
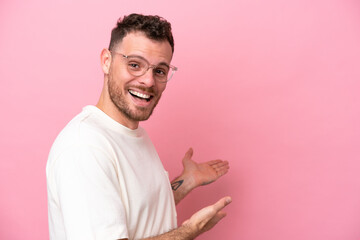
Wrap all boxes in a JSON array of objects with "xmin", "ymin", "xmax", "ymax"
[
  {"xmin": 211, "ymin": 163, "xmax": 230, "ymax": 170},
  {"xmin": 207, "ymin": 160, "xmax": 222, "ymax": 166},
  {"xmin": 213, "ymin": 163, "xmax": 229, "ymax": 172},
  {"xmin": 209, "ymin": 160, "xmax": 229, "ymax": 168},
  {"xmin": 211, "ymin": 160, "xmax": 229, "ymax": 167},
  {"xmin": 213, "ymin": 163, "xmax": 230, "ymax": 171},
  {"xmin": 211, "ymin": 211, "xmax": 227, "ymax": 224},
  {"xmin": 202, "ymin": 211, "xmax": 227, "ymax": 232},
  {"xmin": 212, "ymin": 196, "xmax": 232, "ymax": 212},
  {"xmin": 184, "ymin": 148, "xmax": 194, "ymax": 159},
  {"xmin": 216, "ymin": 168, "xmax": 229, "ymax": 177}
]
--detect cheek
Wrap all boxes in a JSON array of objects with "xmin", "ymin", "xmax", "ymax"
[
  {"xmin": 157, "ymin": 84, "xmax": 167, "ymax": 95},
  {"xmin": 111, "ymin": 71, "xmax": 133, "ymax": 88}
]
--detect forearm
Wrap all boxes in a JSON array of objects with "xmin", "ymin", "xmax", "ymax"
[
  {"xmin": 143, "ymin": 224, "xmax": 197, "ymax": 240},
  {"xmin": 144, "ymin": 196, "xmax": 231, "ymax": 240},
  {"xmin": 171, "ymin": 174, "xmax": 197, "ymax": 205}
]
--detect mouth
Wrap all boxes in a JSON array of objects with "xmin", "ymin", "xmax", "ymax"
[{"xmin": 128, "ymin": 89, "xmax": 153, "ymax": 102}]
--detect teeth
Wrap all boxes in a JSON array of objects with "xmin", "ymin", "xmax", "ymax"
[{"xmin": 129, "ymin": 90, "xmax": 151, "ymax": 99}]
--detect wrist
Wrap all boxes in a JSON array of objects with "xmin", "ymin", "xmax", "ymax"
[
  {"xmin": 180, "ymin": 221, "xmax": 198, "ymax": 240},
  {"xmin": 179, "ymin": 172, "xmax": 198, "ymax": 192}
]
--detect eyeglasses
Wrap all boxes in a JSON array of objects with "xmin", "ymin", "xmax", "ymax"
[{"xmin": 111, "ymin": 51, "xmax": 178, "ymax": 83}]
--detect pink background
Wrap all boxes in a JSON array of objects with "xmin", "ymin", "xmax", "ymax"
[{"xmin": 1, "ymin": 0, "xmax": 360, "ymax": 239}]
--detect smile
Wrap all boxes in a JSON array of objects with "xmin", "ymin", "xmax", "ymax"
[{"xmin": 128, "ymin": 89, "xmax": 152, "ymax": 102}]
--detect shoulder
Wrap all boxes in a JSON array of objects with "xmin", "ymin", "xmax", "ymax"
[
  {"xmin": 47, "ymin": 106, "xmax": 116, "ymax": 173},
  {"xmin": 50, "ymin": 107, "xmax": 112, "ymax": 154}
]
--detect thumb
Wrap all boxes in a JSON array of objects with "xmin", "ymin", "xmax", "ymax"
[
  {"xmin": 184, "ymin": 148, "xmax": 194, "ymax": 160},
  {"xmin": 213, "ymin": 196, "xmax": 232, "ymax": 212}
]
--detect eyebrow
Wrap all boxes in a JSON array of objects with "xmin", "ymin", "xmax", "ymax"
[{"xmin": 127, "ymin": 54, "xmax": 170, "ymax": 68}]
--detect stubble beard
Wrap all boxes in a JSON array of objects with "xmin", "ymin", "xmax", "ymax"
[{"xmin": 107, "ymin": 74, "xmax": 161, "ymax": 122}]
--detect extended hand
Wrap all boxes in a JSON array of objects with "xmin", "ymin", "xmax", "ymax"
[
  {"xmin": 182, "ymin": 196, "xmax": 232, "ymax": 237},
  {"xmin": 182, "ymin": 148, "xmax": 229, "ymax": 187},
  {"xmin": 144, "ymin": 197, "xmax": 232, "ymax": 240}
]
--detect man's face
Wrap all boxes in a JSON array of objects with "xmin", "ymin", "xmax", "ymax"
[{"xmin": 107, "ymin": 32, "xmax": 173, "ymax": 123}]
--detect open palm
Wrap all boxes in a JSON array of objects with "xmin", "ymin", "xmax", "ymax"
[{"xmin": 182, "ymin": 148, "xmax": 229, "ymax": 186}]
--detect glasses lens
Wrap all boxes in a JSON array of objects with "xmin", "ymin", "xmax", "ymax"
[
  {"xmin": 153, "ymin": 65, "xmax": 170, "ymax": 82},
  {"xmin": 124, "ymin": 55, "xmax": 176, "ymax": 82},
  {"xmin": 126, "ymin": 57, "xmax": 147, "ymax": 76}
]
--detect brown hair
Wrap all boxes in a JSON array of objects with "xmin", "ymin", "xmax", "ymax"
[{"xmin": 108, "ymin": 13, "xmax": 174, "ymax": 53}]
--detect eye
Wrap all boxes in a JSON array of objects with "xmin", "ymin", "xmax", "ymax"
[
  {"xmin": 128, "ymin": 61, "xmax": 142, "ymax": 71},
  {"xmin": 154, "ymin": 67, "xmax": 168, "ymax": 76}
]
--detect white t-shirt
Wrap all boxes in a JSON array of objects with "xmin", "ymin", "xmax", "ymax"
[{"xmin": 46, "ymin": 106, "xmax": 177, "ymax": 240}]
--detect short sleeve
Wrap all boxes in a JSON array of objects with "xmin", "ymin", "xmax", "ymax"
[{"xmin": 54, "ymin": 145, "xmax": 129, "ymax": 240}]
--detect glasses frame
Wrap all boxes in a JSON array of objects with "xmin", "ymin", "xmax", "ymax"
[{"xmin": 110, "ymin": 51, "xmax": 178, "ymax": 83}]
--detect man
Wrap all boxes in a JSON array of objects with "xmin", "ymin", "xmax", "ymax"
[{"xmin": 47, "ymin": 13, "xmax": 231, "ymax": 240}]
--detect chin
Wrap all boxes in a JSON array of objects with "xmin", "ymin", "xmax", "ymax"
[{"xmin": 124, "ymin": 107, "xmax": 155, "ymax": 122}]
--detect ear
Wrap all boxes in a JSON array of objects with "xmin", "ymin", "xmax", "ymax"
[{"xmin": 100, "ymin": 48, "xmax": 112, "ymax": 74}]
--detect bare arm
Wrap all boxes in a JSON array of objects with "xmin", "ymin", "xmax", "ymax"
[
  {"xmin": 144, "ymin": 196, "xmax": 232, "ymax": 240},
  {"xmin": 171, "ymin": 148, "xmax": 229, "ymax": 205},
  {"xmin": 120, "ymin": 149, "xmax": 230, "ymax": 240},
  {"xmin": 119, "ymin": 196, "xmax": 231, "ymax": 240}
]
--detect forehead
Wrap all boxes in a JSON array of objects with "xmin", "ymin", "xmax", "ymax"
[{"xmin": 115, "ymin": 31, "xmax": 173, "ymax": 64}]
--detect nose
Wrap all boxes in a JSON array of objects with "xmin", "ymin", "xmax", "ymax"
[{"xmin": 137, "ymin": 67, "xmax": 156, "ymax": 87}]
